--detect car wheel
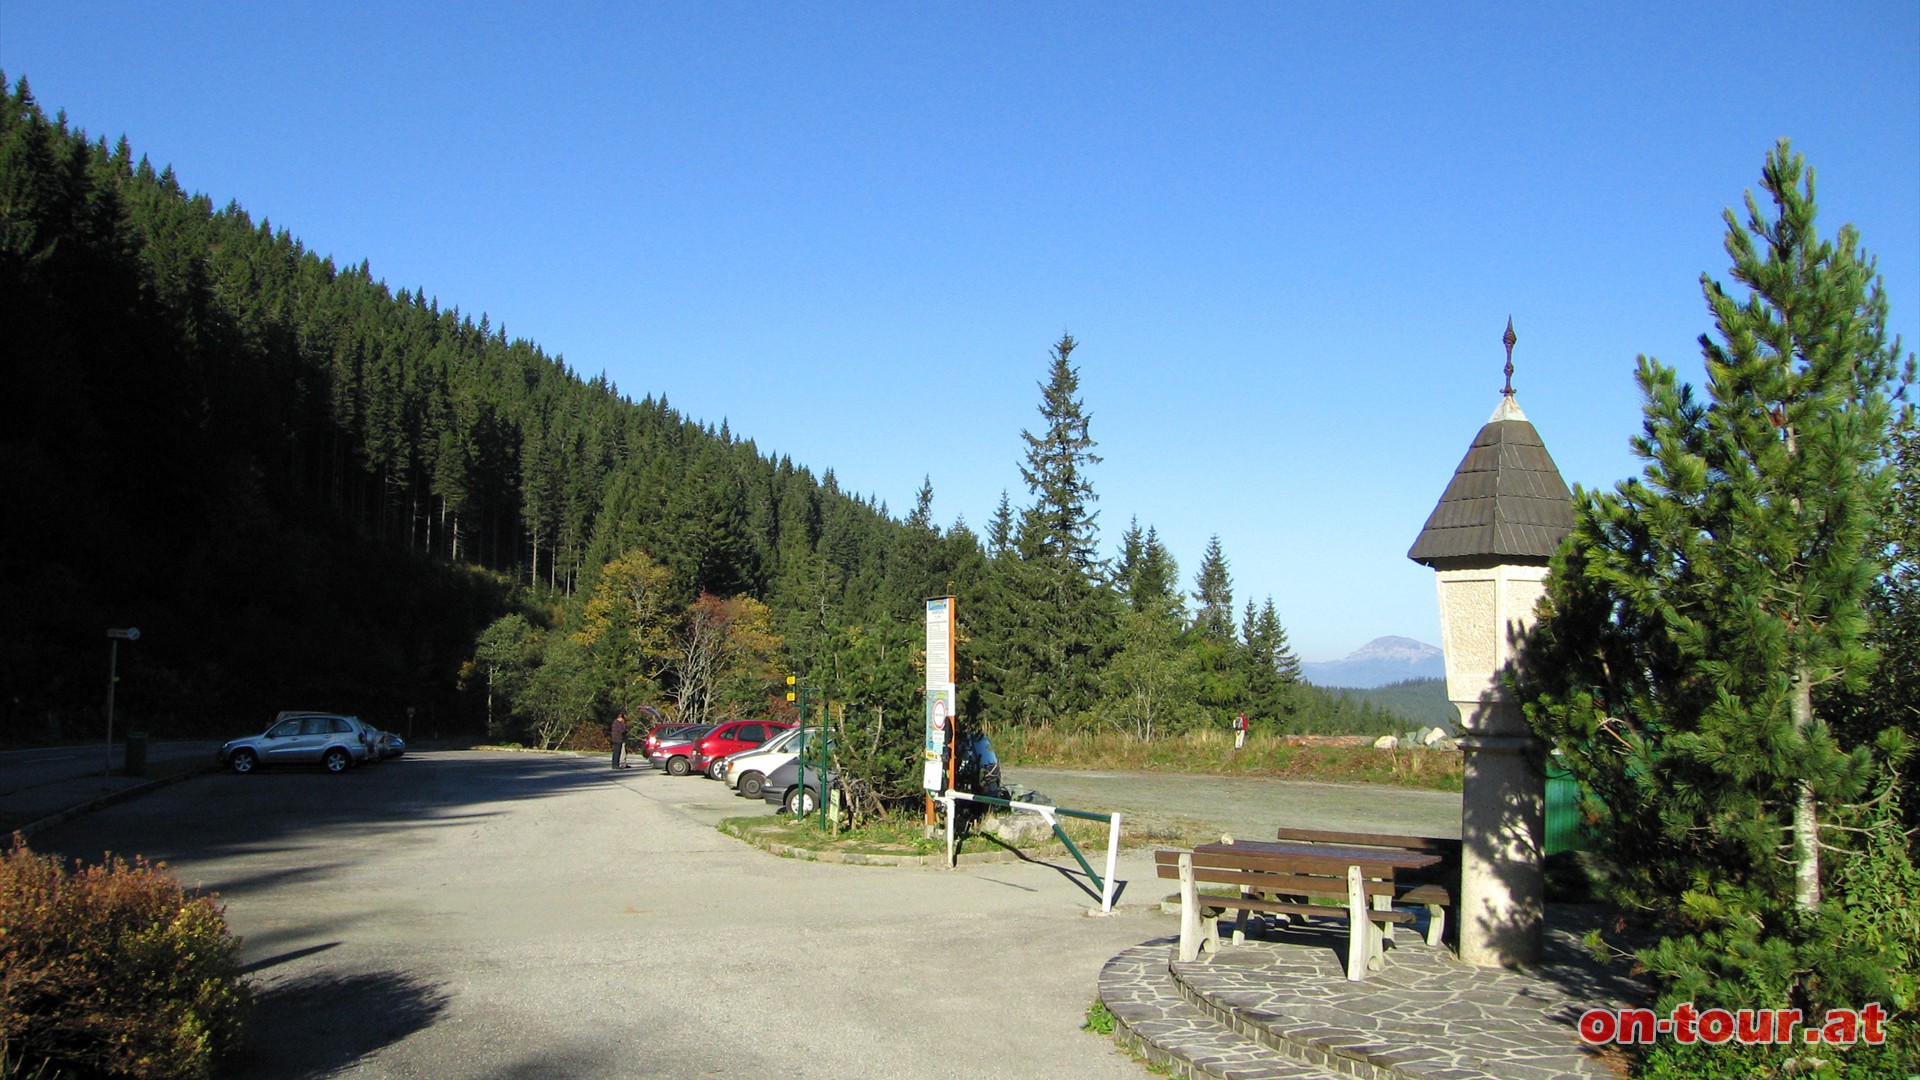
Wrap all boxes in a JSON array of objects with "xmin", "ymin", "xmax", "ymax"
[
  {"xmin": 666, "ymin": 756, "xmax": 690, "ymax": 776},
  {"xmin": 785, "ymin": 786, "xmax": 817, "ymax": 816},
  {"xmin": 229, "ymin": 749, "xmax": 259, "ymax": 775},
  {"xmin": 323, "ymin": 747, "xmax": 352, "ymax": 774},
  {"xmin": 738, "ymin": 772, "xmax": 765, "ymax": 799}
]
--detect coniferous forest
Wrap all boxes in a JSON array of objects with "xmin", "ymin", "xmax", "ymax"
[{"xmin": 0, "ymin": 79, "xmax": 1401, "ymax": 792}]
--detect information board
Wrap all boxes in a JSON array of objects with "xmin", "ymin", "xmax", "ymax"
[{"xmin": 924, "ymin": 597, "xmax": 957, "ymax": 792}]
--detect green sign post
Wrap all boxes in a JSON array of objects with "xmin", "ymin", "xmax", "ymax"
[{"xmin": 787, "ymin": 675, "xmax": 831, "ymax": 830}]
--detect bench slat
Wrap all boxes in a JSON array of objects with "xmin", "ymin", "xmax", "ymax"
[
  {"xmin": 1165, "ymin": 864, "xmax": 1398, "ymax": 900},
  {"xmin": 1161, "ymin": 849, "xmax": 1401, "ymax": 879},
  {"xmin": 1194, "ymin": 893, "xmax": 1414, "ymax": 923},
  {"xmin": 1273, "ymin": 827, "xmax": 1459, "ymax": 854}
]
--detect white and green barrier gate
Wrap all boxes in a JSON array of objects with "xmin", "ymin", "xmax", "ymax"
[{"xmin": 938, "ymin": 789, "xmax": 1122, "ymax": 914}]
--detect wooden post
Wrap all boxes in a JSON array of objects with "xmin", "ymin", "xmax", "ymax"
[
  {"xmin": 1346, "ymin": 865, "xmax": 1368, "ymax": 981},
  {"xmin": 1178, "ymin": 853, "xmax": 1202, "ymax": 963}
]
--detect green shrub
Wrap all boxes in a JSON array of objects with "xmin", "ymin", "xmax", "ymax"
[{"xmin": 0, "ymin": 836, "xmax": 249, "ymax": 1079}]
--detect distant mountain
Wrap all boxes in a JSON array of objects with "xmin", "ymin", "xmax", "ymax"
[{"xmin": 1303, "ymin": 636, "xmax": 1445, "ymax": 689}]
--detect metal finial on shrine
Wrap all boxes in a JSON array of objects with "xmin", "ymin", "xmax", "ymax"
[{"xmin": 1501, "ymin": 317, "xmax": 1517, "ymax": 397}]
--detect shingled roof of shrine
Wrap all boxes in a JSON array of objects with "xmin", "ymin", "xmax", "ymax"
[{"xmin": 1407, "ymin": 393, "xmax": 1574, "ymax": 568}]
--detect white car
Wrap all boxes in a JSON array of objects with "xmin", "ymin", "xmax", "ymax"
[{"xmin": 723, "ymin": 725, "xmax": 817, "ymax": 798}]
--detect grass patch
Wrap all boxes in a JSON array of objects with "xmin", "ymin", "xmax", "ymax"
[
  {"xmin": 719, "ymin": 814, "xmax": 944, "ymax": 858},
  {"xmin": 992, "ymin": 727, "xmax": 1463, "ymax": 792},
  {"xmin": 1083, "ymin": 998, "xmax": 1116, "ymax": 1035}
]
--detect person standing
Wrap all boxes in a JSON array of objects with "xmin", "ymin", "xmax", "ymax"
[{"xmin": 610, "ymin": 711, "xmax": 629, "ymax": 770}]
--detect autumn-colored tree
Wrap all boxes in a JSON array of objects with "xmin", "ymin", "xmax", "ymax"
[
  {"xmin": 577, "ymin": 549, "xmax": 679, "ymax": 710},
  {"xmin": 675, "ymin": 593, "xmax": 784, "ymax": 725}
]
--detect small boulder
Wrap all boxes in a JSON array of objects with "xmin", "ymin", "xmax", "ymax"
[{"xmin": 989, "ymin": 813, "xmax": 1054, "ymax": 845}]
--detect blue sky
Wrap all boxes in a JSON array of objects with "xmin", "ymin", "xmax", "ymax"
[{"xmin": 6, "ymin": 2, "xmax": 1917, "ymax": 661}]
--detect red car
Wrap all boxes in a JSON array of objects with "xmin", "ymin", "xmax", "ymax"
[{"xmin": 689, "ymin": 720, "xmax": 793, "ymax": 778}]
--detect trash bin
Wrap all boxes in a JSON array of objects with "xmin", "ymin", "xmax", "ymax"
[{"xmin": 124, "ymin": 732, "xmax": 149, "ymax": 777}]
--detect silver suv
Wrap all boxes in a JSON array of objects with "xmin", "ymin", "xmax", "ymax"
[{"xmin": 218, "ymin": 712, "xmax": 372, "ymax": 774}]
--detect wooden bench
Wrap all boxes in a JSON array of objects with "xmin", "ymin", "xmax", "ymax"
[
  {"xmin": 1154, "ymin": 845, "xmax": 1415, "ymax": 980},
  {"xmin": 1272, "ymin": 827, "xmax": 1461, "ymax": 947}
]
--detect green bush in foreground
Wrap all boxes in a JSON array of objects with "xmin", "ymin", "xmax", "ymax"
[{"xmin": 0, "ymin": 837, "xmax": 249, "ymax": 1079}]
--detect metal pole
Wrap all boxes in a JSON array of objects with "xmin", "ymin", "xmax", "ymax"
[
  {"xmin": 104, "ymin": 638, "xmax": 118, "ymax": 776},
  {"xmin": 797, "ymin": 687, "xmax": 808, "ymax": 817},
  {"xmin": 947, "ymin": 790, "xmax": 1120, "ymax": 909}
]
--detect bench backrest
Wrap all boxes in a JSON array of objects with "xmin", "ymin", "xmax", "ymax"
[
  {"xmin": 1272, "ymin": 827, "xmax": 1460, "ymax": 858},
  {"xmin": 1154, "ymin": 848, "xmax": 1398, "ymax": 900}
]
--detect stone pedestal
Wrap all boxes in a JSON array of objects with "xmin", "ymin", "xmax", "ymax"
[
  {"xmin": 1458, "ymin": 732, "xmax": 1544, "ymax": 967},
  {"xmin": 1436, "ymin": 563, "xmax": 1548, "ymax": 968}
]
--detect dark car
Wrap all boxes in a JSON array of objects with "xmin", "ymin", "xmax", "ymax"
[
  {"xmin": 647, "ymin": 724, "xmax": 716, "ymax": 775},
  {"xmin": 760, "ymin": 756, "xmax": 841, "ymax": 816},
  {"xmin": 690, "ymin": 720, "xmax": 794, "ymax": 778}
]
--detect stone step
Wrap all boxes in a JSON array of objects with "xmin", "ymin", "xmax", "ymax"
[
  {"xmin": 1170, "ymin": 933, "xmax": 1622, "ymax": 1080},
  {"xmin": 1098, "ymin": 943, "xmax": 1350, "ymax": 1080}
]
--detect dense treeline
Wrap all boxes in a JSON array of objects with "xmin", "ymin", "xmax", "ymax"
[{"xmin": 0, "ymin": 79, "xmax": 1399, "ymax": 781}]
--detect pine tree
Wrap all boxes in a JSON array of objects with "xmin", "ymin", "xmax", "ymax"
[
  {"xmin": 1114, "ymin": 519, "xmax": 1181, "ymax": 615},
  {"xmin": 992, "ymin": 334, "xmax": 1113, "ymax": 726},
  {"xmin": 985, "ymin": 491, "xmax": 1015, "ymax": 558},
  {"xmin": 1189, "ymin": 535, "xmax": 1234, "ymax": 638},
  {"xmin": 1099, "ymin": 519, "xmax": 1195, "ymax": 738},
  {"xmin": 1017, "ymin": 333, "xmax": 1102, "ymax": 571},
  {"xmin": 1858, "ymin": 410, "xmax": 1920, "ymax": 833},
  {"xmin": 1239, "ymin": 597, "xmax": 1302, "ymax": 728},
  {"xmin": 1185, "ymin": 534, "xmax": 1242, "ymax": 720},
  {"xmin": 1519, "ymin": 141, "xmax": 1913, "ymax": 1015}
]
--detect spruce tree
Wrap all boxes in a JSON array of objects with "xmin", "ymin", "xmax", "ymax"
[
  {"xmin": 1519, "ymin": 141, "xmax": 1914, "ymax": 1016},
  {"xmin": 1189, "ymin": 535, "xmax": 1234, "ymax": 638},
  {"xmin": 1101, "ymin": 520, "xmax": 1195, "ymax": 738},
  {"xmin": 1017, "ymin": 333, "xmax": 1101, "ymax": 571},
  {"xmin": 1240, "ymin": 597, "xmax": 1302, "ymax": 728},
  {"xmin": 1187, "ymin": 535, "xmax": 1242, "ymax": 720},
  {"xmin": 1113, "ymin": 519, "xmax": 1180, "ymax": 614},
  {"xmin": 999, "ymin": 333, "xmax": 1111, "ymax": 725}
]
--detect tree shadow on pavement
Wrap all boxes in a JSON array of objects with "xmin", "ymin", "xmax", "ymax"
[
  {"xmin": 33, "ymin": 750, "xmax": 617, "ymax": 875},
  {"xmin": 231, "ymin": 968, "xmax": 450, "ymax": 1079}
]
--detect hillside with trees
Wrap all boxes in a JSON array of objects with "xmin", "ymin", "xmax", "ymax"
[{"xmin": 0, "ymin": 78, "xmax": 1402, "ymax": 791}]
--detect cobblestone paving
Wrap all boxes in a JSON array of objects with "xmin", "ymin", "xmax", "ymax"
[
  {"xmin": 1101, "ymin": 940, "xmax": 1349, "ymax": 1080},
  {"xmin": 1099, "ymin": 915, "xmax": 1644, "ymax": 1080}
]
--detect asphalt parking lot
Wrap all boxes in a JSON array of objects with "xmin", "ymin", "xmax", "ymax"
[
  {"xmin": 35, "ymin": 751, "xmax": 1162, "ymax": 1079},
  {"xmin": 31, "ymin": 751, "xmax": 1463, "ymax": 1079}
]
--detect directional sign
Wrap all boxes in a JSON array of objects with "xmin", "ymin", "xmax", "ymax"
[{"xmin": 107, "ymin": 627, "xmax": 140, "ymax": 641}]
